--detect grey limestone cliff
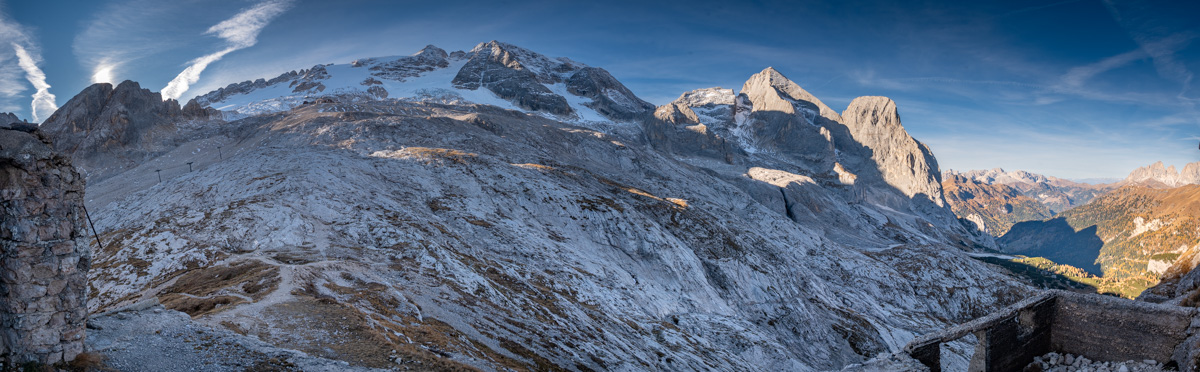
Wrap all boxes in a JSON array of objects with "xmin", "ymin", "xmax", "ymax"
[{"xmin": 841, "ymin": 96, "xmax": 945, "ymax": 207}]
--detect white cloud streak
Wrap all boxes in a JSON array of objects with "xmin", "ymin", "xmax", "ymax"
[
  {"xmin": 11, "ymin": 43, "xmax": 56, "ymax": 122},
  {"xmin": 0, "ymin": 9, "xmax": 55, "ymax": 122},
  {"xmin": 161, "ymin": 0, "xmax": 292, "ymax": 100},
  {"xmin": 1102, "ymin": 0, "xmax": 1199, "ymax": 106}
]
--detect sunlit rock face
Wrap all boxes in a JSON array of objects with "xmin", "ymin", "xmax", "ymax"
[{"xmin": 841, "ymin": 96, "xmax": 945, "ymax": 208}]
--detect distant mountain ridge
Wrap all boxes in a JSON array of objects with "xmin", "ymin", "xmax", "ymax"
[
  {"xmin": 194, "ymin": 41, "xmax": 654, "ymax": 131},
  {"xmin": 941, "ymin": 174, "xmax": 1052, "ymax": 236},
  {"xmin": 943, "ymin": 168, "xmax": 1112, "ymax": 213},
  {"xmin": 1122, "ymin": 161, "xmax": 1200, "ymax": 188}
]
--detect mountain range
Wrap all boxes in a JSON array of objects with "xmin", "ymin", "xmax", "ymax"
[
  {"xmin": 28, "ymin": 41, "xmax": 1036, "ymax": 370},
  {"xmin": 942, "ymin": 162, "xmax": 1200, "ymax": 298}
]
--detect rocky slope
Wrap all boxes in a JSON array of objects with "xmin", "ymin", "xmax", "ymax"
[
  {"xmin": 948, "ymin": 168, "xmax": 1113, "ymax": 213},
  {"xmin": 53, "ymin": 41, "xmax": 1034, "ymax": 371},
  {"xmin": 941, "ymin": 173, "xmax": 1052, "ymax": 236}
]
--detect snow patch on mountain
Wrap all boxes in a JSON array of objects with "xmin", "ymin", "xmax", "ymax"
[{"xmin": 197, "ymin": 42, "xmax": 653, "ymax": 128}]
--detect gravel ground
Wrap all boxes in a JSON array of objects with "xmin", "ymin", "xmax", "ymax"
[
  {"xmin": 86, "ymin": 303, "xmax": 390, "ymax": 371},
  {"xmin": 1027, "ymin": 352, "xmax": 1170, "ymax": 372}
]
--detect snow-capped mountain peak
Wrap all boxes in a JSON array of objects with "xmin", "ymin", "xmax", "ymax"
[{"xmin": 194, "ymin": 41, "xmax": 654, "ymax": 128}]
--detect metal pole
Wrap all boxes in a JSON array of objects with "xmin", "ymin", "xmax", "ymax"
[
  {"xmin": 187, "ymin": 162, "xmax": 193, "ymax": 172},
  {"xmin": 217, "ymin": 146, "xmax": 223, "ymax": 160},
  {"xmin": 156, "ymin": 169, "xmax": 161, "ymax": 183},
  {"xmin": 81, "ymin": 204, "xmax": 104, "ymax": 251}
]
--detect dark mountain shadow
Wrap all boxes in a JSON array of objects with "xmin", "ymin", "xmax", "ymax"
[{"xmin": 998, "ymin": 218, "xmax": 1104, "ymax": 275}]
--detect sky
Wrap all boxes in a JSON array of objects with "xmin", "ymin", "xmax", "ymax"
[{"xmin": 0, "ymin": 0, "xmax": 1198, "ymax": 180}]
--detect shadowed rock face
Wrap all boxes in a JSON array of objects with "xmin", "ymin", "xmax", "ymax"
[
  {"xmin": 453, "ymin": 41, "xmax": 654, "ymax": 120},
  {"xmin": 0, "ymin": 128, "xmax": 90, "ymax": 365},
  {"xmin": 649, "ymin": 68, "xmax": 982, "ymax": 248},
  {"xmin": 735, "ymin": 68, "xmax": 838, "ymax": 168},
  {"xmin": 0, "ymin": 112, "xmax": 36, "ymax": 132},
  {"xmin": 566, "ymin": 67, "xmax": 655, "ymax": 120},
  {"xmin": 38, "ymin": 81, "xmax": 217, "ymax": 180},
  {"xmin": 452, "ymin": 41, "xmax": 574, "ymax": 116},
  {"xmin": 0, "ymin": 112, "xmax": 20, "ymax": 126}
]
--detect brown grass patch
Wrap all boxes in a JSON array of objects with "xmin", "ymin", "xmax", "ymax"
[
  {"xmin": 159, "ymin": 294, "xmax": 246, "ymax": 317},
  {"xmin": 157, "ymin": 260, "xmax": 280, "ymax": 316},
  {"xmin": 465, "ymin": 218, "xmax": 493, "ymax": 227},
  {"xmin": 64, "ymin": 352, "xmax": 114, "ymax": 372},
  {"xmin": 402, "ymin": 147, "xmax": 478, "ymax": 164}
]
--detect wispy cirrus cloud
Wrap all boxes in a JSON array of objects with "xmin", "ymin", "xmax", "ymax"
[
  {"xmin": 1102, "ymin": 0, "xmax": 1199, "ymax": 106},
  {"xmin": 161, "ymin": 0, "xmax": 292, "ymax": 100},
  {"xmin": 12, "ymin": 43, "xmax": 55, "ymax": 122},
  {"xmin": 0, "ymin": 8, "xmax": 55, "ymax": 122}
]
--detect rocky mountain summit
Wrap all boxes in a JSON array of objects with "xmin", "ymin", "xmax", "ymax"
[
  {"xmin": 1123, "ymin": 161, "xmax": 1200, "ymax": 188},
  {"xmin": 37, "ymin": 80, "xmax": 219, "ymax": 181},
  {"xmin": 653, "ymin": 69, "xmax": 957, "ymax": 234},
  {"xmin": 38, "ymin": 41, "xmax": 1041, "ymax": 371}
]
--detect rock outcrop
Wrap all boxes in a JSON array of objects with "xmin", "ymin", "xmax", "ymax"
[
  {"xmin": 565, "ymin": 66, "xmax": 655, "ymax": 120},
  {"xmin": 647, "ymin": 69, "xmax": 983, "ymax": 247},
  {"xmin": 741, "ymin": 67, "xmax": 842, "ymax": 122},
  {"xmin": 0, "ymin": 113, "xmax": 35, "ymax": 132},
  {"xmin": 0, "ymin": 127, "xmax": 91, "ymax": 365},
  {"xmin": 359, "ymin": 44, "xmax": 450, "ymax": 82},
  {"xmin": 0, "ymin": 113, "xmax": 21, "ymax": 126},
  {"xmin": 841, "ymin": 96, "xmax": 944, "ymax": 207}
]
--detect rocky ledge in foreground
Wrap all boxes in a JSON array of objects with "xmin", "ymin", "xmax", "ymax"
[{"xmin": 86, "ymin": 301, "xmax": 389, "ymax": 372}]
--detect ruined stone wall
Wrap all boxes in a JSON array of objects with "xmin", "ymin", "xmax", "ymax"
[{"xmin": 0, "ymin": 128, "xmax": 90, "ymax": 365}]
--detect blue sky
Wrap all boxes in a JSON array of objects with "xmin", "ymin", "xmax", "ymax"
[{"xmin": 0, "ymin": 0, "xmax": 1197, "ymax": 180}]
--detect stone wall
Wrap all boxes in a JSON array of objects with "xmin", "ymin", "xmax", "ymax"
[
  {"xmin": 0, "ymin": 127, "xmax": 91, "ymax": 365},
  {"xmin": 902, "ymin": 290, "xmax": 1200, "ymax": 372}
]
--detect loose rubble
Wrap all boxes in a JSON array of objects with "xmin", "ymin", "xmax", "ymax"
[
  {"xmin": 1026, "ymin": 352, "xmax": 1169, "ymax": 372},
  {"xmin": 87, "ymin": 303, "xmax": 387, "ymax": 372}
]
